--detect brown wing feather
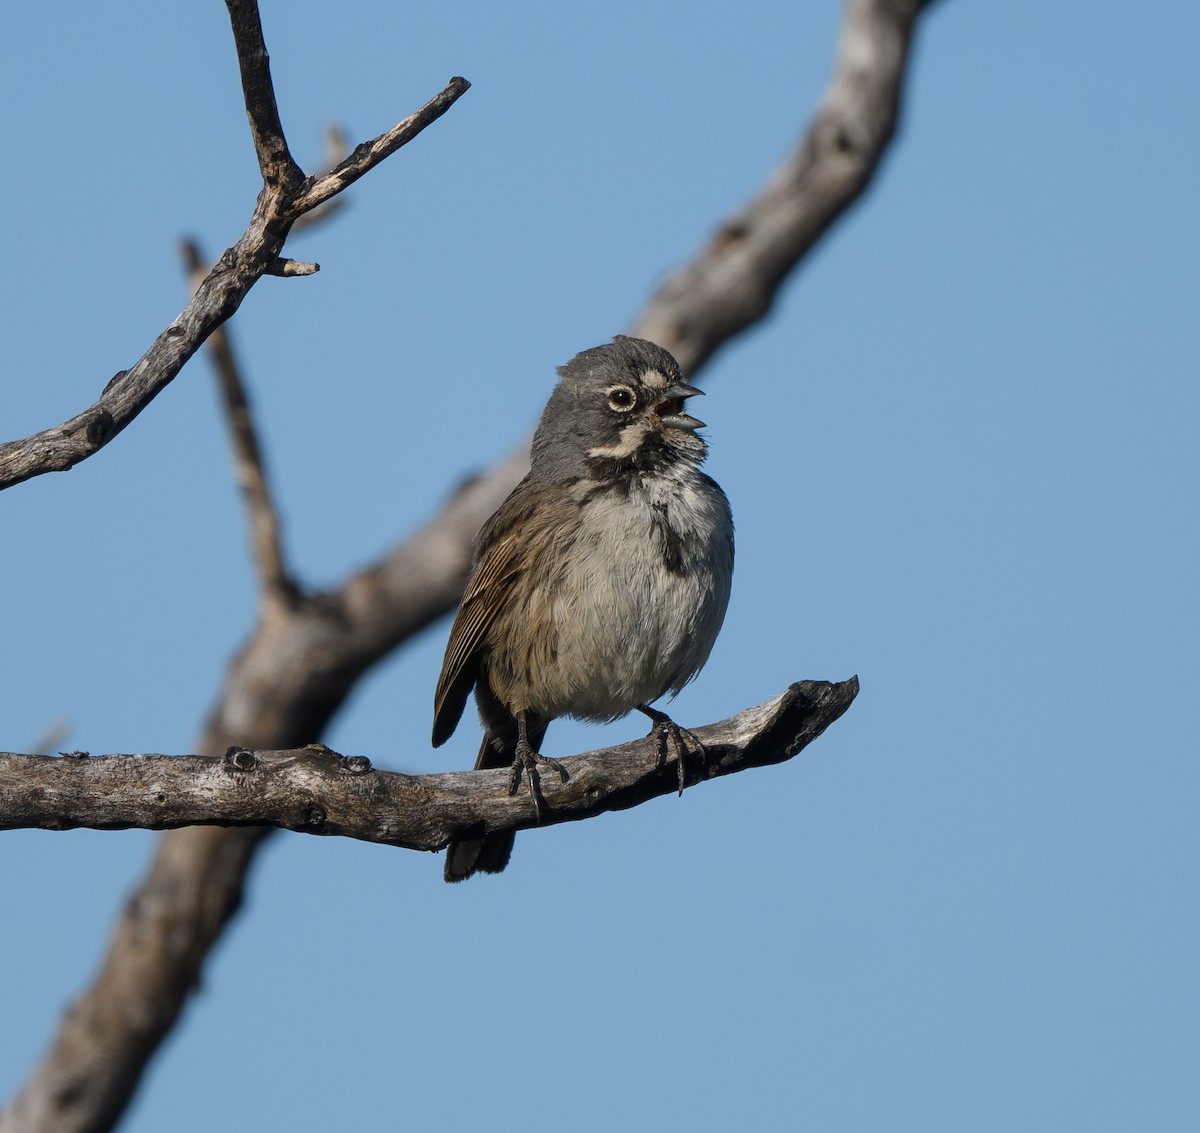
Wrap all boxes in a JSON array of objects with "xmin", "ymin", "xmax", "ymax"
[{"xmin": 432, "ymin": 476, "xmax": 541, "ymax": 746}]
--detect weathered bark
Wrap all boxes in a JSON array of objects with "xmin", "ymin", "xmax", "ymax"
[{"xmin": 1, "ymin": 680, "xmax": 858, "ymax": 845}]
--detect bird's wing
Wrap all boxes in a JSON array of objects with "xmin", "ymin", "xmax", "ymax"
[{"xmin": 432, "ymin": 475, "xmax": 545, "ymax": 747}]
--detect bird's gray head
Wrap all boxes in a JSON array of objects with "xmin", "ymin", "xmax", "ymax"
[{"xmin": 531, "ymin": 336, "xmax": 707, "ymax": 477}]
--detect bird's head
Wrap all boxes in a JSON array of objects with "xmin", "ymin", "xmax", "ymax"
[{"xmin": 533, "ymin": 336, "xmax": 707, "ymax": 475}]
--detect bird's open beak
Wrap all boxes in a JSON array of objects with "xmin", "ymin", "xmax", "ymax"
[{"xmin": 654, "ymin": 383, "xmax": 706, "ymax": 430}]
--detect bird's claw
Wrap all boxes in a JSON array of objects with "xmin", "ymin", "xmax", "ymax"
[
  {"xmin": 641, "ymin": 708, "xmax": 706, "ymax": 795},
  {"xmin": 507, "ymin": 743, "xmax": 569, "ymax": 822}
]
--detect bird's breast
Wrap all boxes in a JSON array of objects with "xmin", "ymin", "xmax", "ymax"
[{"xmin": 515, "ymin": 465, "xmax": 733, "ymax": 721}]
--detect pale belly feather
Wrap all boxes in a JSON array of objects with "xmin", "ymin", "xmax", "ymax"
[{"xmin": 523, "ymin": 467, "xmax": 733, "ymax": 720}]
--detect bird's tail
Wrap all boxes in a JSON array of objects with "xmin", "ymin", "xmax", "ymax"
[{"xmin": 443, "ymin": 720, "xmax": 548, "ymax": 883}]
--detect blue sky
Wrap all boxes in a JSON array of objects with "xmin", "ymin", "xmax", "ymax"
[{"xmin": 2, "ymin": 2, "xmax": 1198, "ymax": 1130}]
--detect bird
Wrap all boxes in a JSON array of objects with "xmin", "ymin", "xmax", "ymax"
[{"xmin": 432, "ymin": 336, "xmax": 734, "ymax": 882}]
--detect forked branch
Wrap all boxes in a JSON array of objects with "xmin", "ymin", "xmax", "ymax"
[{"xmin": 0, "ymin": 3, "xmax": 468, "ymax": 493}]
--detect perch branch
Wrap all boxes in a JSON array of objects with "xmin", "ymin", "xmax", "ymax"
[{"xmin": 0, "ymin": 681, "xmax": 858, "ymax": 843}]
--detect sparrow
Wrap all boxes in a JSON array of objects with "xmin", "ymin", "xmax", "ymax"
[{"xmin": 432, "ymin": 336, "xmax": 734, "ymax": 882}]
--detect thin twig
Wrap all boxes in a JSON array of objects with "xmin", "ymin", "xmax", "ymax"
[
  {"xmin": 264, "ymin": 257, "xmax": 319, "ymax": 277},
  {"xmin": 291, "ymin": 77, "xmax": 471, "ymax": 214},
  {"xmin": 180, "ymin": 241, "xmax": 297, "ymax": 610}
]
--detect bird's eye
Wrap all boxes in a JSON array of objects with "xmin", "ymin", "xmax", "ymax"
[{"xmin": 607, "ymin": 385, "xmax": 637, "ymax": 412}]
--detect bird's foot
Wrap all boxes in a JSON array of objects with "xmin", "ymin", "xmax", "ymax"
[
  {"xmin": 506, "ymin": 739, "xmax": 569, "ymax": 821},
  {"xmin": 639, "ymin": 705, "xmax": 705, "ymax": 796}
]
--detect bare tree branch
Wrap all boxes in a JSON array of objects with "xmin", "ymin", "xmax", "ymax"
[
  {"xmin": 290, "ymin": 79, "xmax": 471, "ymax": 214},
  {"xmin": 180, "ymin": 117, "xmax": 354, "ymax": 613},
  {"xmin": 0, "ymin": 825, "xmax": 270, "ymax": 1133},
  {"xmin": 181, "ymin": 240, "xmax": 297, "ymax": 610},
  {"xmin": 634, "ymin": 0, "xmax": 935, "ymax": 375},
  {"xmin": 1, "ymin": 1, "xmax": 933, "ymax": 1129},
  {"xmin": 290, "ymin": 125, "xmax": 352, "ymax": 233},
  {"xmin": 0, "ymin": 680, "xmax": 858, "ymax": 844},
  {"xmin": 224, "ymin": 0, "xmax": 302, "ymax": 188},
  {"xmin": 0, "ymin": 48, "xmax": 468, "ymax": 493}
]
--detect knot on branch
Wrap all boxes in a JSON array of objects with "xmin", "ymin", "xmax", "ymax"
[
  {"xmin": 59, "ymin": 410, "xmax": 114, "ymax": 446},
  {"xmin": 224, "ymin": 747, "xmax": 258, "ymax": 771},
  {"xmin": 339, "ymin": 755, "xmax": 373, "ymax": 775},
  {"xmin": 86, "ymin": 410, "xmax": 115, "ymax": 446}
]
